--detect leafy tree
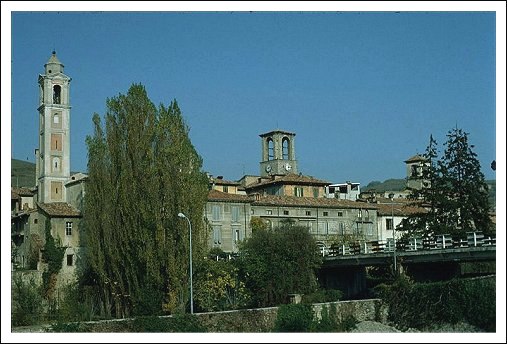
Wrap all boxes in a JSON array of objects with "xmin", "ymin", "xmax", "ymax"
[
  {"xmin": 193, "ymin": 257, "xmax": 249, "ymax": 312},
  {"xmin": 83, "ymin": 84, "xmax": 209, "ymax": 318},
  {"xmin": 236, "ymin": 224, "xmax": 322, "ymax": 308},
  {"xmin": 250, "ymin": 216, "xmax": 268, "ymax": 233},
  {"xmin": 405, "ymin": 128, "xmax": 493, "ymax": 237}
]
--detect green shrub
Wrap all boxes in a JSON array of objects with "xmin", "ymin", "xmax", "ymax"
[
  {"xmin": 12, "ymin": 276, "xmax": 44, "ymax": 326},
  {"xmin": 47, "ymin": 322, "xmax": 83, "ymax": 332},
  {"xmin": 310, "ymin": 304, "xmax": 337, "ymax": 332},
  {"xmin": 273, "ymin": 304, "xmax": 314, "ymax": 332},
  {"xmin": 373, "ymin": 276, "xmax": 495, "ymax": 332},
  {"xmin": 302, "ymin": 289, "xmax": 343, "ymax": 304},
  {"xmin": 131, "ymin": 314, "xmax": 205, "ymax": 332}
]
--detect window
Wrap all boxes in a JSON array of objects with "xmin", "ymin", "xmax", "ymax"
[
  {"xmin": 367, "ymin": 223, "xmax": 373, "ymax": 236},
  {"xmin": 339, "ymin": 222, "xmax": 345, "ymax": 235},
  {"xmin": 268, "ymin": 139, "xmax": 274, "ymax": 160},
  {"xmin": 294, "ymin": 187, "xmax": 303, "ymax": 197},
  {"xmin": 282, "ymin": 138, "xmax": 289, "ymax": 160},
  {"xmin": 337, "ymin": 211, "xmax": 343, "ymax": 217},
  {"xmin": 53, "ymin": 85, "xmax": 61, "ymax": 104},
  {"xmin": 67, "ymin": 254, "xmax": 73, "ymax": 266},
  {"xmin": 233, "ymin": 226, "xmax": 243, "ymax": 242},
  {"xmin": 52, "ymin": 112, "xmax": 62, "ymax": 129},
  {"xmin": 232, "ymin": 206, "xmax": 240, "ymax": 222},
  {"xmin": 386, "ymin": 218, "xmax": 394, "ymax": 230},
  {"xmin": 313, "ymin": 187, "xmax": 319, "ymax": 198},
  {"xmin": 411, "ymin": 165, "xmax": 418, "ymax": 177},
  {"xmin": 358, "ymin": 209, "xmax": 363, "ymax": 218},
  {"xmin": 306, "ymin": 210, "xmax": 311, "ymax": 216},
  {"xmin": 283, "ymin": 210, "xmax": 289, "ymax": 216},
  {"xmin": 213, "ymin": 226, "xmax": 222, "ymax": 245},
  {"xmin": 52, "ymin": 157, "xmax": 60, "ymax": 172},
  {"xmin": 66, "ymin": 222, "xmax": 72, "ymax": 236},
  {"xmin": 34, "ymin": 218, "xmax": 38, "ymax": 224},
  {"xmin": 323, "ymin": 211, "xmax": 329, "ymax": 217},
  {"xmin": 212, "ymin": 205, "xmax": 221, "ymax": 221},
  {"xmin": 223, "ymin": 185, "xmax": 229, "ymax": 193},
  {"xmin": 266, "ymin": 209, "xmax": 272, "ymax": 215}
]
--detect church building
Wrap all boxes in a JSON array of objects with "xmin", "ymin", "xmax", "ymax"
[{"xmin": 11, "ymin": 52, "xmax": 85, "ymax": 287}]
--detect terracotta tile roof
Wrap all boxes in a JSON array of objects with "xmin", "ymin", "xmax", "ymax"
[
  {"xmin": 252, "ymin": 195, "xmax": 377, "ymax": 210},
  {"xmin": 374, "ymin": 202, "xmax": 427, "ymax": 216},
  {"xmin": 65, "ymin": 172, "xmax": 88, "ymax": 186},
  {"xmin": 207, "ymin": 190, "xmax": 253, "ymax": 203},
  {"xmin": 245, "ymin": 173, "xmax": 331, "ymax": 190},
  {"xmin": 404, "ymin": 154, "xmax": 427, "ymax": 163},
  {"xmin": 11, "ymin": 190, "xmax": 20, "ymax": 200},
  {"xmin": 210, "ymin": 178, "xmax": 240, "ymax": 186},
  {"xmin": 38, "ymin": 202, "xmax": 81, "ymax": 217},
  {"xmin": 260, "ymin": 129, "xmax": 295, "ymax": 137},
  {"xmin": 11, "ymin": 187, "xmax": 35, "ymax": 197}
]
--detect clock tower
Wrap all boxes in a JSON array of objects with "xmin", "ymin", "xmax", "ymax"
[
  {"xmin": 259, "ymin": 129, "xmax": 298, "ymax": 177},
  {"xmin": 35, "ymin": 51, "xmax": 72, "ymax": 203}
]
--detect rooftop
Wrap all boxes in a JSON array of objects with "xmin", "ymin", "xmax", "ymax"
[
  {"xmin": 38, "ymin": 202, "xmax": 81, "ymax": 217},
  {"xmin": 245, "ymin": 173, "xmax": 331, "ymax": 190}
]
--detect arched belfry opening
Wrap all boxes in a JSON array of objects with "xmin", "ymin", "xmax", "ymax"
[
  {"xmin": 259, "ymin": 130, "xmax": 298, "ymax": 177},
  {"xmin": 282, "ymin": 137, "xmax": 290, "ymax": 160},
  {"xmin": 53, "ymin": 85, "xmax": 61, "ymax": 104},
  {"xmin": 268, "ymin": 138, "xmax": 274, "ymax": 161}
]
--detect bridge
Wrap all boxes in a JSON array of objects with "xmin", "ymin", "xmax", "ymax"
[
  {"xmin": 318, "ymin": 231, "xmax": 496, "ymax": 267},
  {"xmin": 317, "ymin": 231, "xmax": 496, "ymax": 298}
]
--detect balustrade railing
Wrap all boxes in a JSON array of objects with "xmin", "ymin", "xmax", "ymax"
[{"xmin": 321, "ymin": 231, "xmax": 495, "ymax": 257}]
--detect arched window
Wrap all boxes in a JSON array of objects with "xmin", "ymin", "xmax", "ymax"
[
  {"xmin": 282, "ymin": 137, "xmax": 289, "ymax": 160},
  {"xmin": 53, "ymin": 85, "xmax": 61, "ymax": 104},
  {"xmin": 52, "ymin": 157, "xmax": 60, "ymax": 172},
  {"xmin": 267, "ymin": 138, "xmax": 274, "ymax": 161}
]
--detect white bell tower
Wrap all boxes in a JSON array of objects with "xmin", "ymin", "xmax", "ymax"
[{"xmin": 35, "ymin": 51, "xmax": 72, "ymax": 203}]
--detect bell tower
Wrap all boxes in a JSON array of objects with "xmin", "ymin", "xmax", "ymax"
[
  {"xmin": 259, "ymin": 129, "xmax": 298, "ymax": 177},
  {"xmin": 35, "ymin": 51, "xmax": 72, "ymax": 203}
]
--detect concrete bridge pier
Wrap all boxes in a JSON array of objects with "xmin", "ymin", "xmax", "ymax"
[{"xmin": 318, "ymin": 266, "xmax": 367, "ymax": 299}]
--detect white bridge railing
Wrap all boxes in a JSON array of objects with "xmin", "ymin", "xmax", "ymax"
[{"xmin": 318, "ymin": 231, "xmax": 496, "ymax": 257}]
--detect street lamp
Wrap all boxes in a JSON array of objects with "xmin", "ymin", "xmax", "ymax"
[
  {"xmin": 388, "ymin": 193, "xmax": 397, "ymax": 274},
  {"xmin": 178, "ymin": 212, "xmax": 193, "ymax": 314}
]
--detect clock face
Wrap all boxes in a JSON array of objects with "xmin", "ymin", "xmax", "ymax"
[
  {"xmin": 265, "ymin": 164, "xmax": 272, "ymax": 173},
  {"xmin": 285, "ymin": 163, "xmax": 292, "ymax": 171}
]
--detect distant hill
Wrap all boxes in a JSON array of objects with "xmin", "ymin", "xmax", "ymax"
[
  {"xmin": 362, "ymin": 178, "xmax": 496, "ymax": 211},
  {"xmin": 362, "ymin": 178, "xmax": 406, "ymax": 192},
  {"xmin": 11, "ymin": 159, "xmax": 36, "ymax": 188}
]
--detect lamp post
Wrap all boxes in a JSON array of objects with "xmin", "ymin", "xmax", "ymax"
[
  {"xmin": 388, "ymin": 193, "xmax": 397, "ymax": 274},
  {"xmin": 178, "ymin": 212, "xmax": 193, "ymax": 314}
]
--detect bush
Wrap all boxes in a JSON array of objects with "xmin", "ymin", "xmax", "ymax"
[
  {"xmin": 273, "ymin": 304, "xmax": 314, "ymax": 332},
  {"xmin": 302, "ymin": 289, "xmax": 343, "ymax": 304},
  {"xmin": 131, "ymin": 314, "xmax": 205, "ymax": 332},
  {"xmin": 12, "ymin": 276, "xmax": 44, "ymax": 326},
  {"xmin": 373, "ymin": 275, "xmax": 495, "ymax": 332},
  {"xmin": 48, "ymin": 322, "xmax": 83, "ymax": 332}
]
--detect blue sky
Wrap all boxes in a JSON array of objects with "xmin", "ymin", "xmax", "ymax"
[{"xmin": 4, "ymin": 4, "xmax": 504, "ymax": 187}]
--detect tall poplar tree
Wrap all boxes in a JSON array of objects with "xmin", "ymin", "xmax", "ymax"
[{"xmin": 83, "ymin": 84, "xmax": 209, "ymax": 317}]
